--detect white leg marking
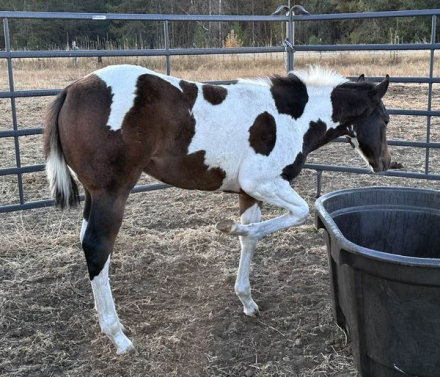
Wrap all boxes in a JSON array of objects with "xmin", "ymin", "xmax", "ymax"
[
  {"xmin": 236, "ymin": 203, "xmax": 261, "ymax": 316},
  {"xmin": 91, "ymin": 256, "xmax": 134, "ymax": 354},
  {"xmin": 80, "ymin": 219, "xmax": 88, "ymax": 244},
  {"xmin": 218, "ymin": 181, "xmax": 309, "ymax": 239}
]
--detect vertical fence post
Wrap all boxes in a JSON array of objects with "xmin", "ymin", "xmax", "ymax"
[
  {"xmin": 425, "ymin": 15, "xmax": 436, "ymax": 174},
  {"xmin": 164, "ymin": 20, "xmax": 171, "ymax": 76},
  {"xmin": 3, "ymin": 18, "xmax": 24, "ymax": 205},
  {"xmin": 286, "ymin": 10, "xmax": 294, "ymax": 72}
]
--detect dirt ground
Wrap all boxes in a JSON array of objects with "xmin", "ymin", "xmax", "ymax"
[{"xmin": 1, "ymin": 54, "xmax": 440, "ymax": 377}]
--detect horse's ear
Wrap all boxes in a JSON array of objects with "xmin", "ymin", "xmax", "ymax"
[
  {"xmin": 372, "ymin": 75, "xmax": 390, "ymax": 99},
  {"xmin": 357, "ymin": 74, "xmax": 365, "ymax": 82}
]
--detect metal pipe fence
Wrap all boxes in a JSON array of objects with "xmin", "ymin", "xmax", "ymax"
[{"xmin": 0, "ymin": 8, "xmax": 439, "ymax": 213}]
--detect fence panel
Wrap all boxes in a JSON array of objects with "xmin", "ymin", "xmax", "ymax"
[{"xmin": 0, "ymin": 8, "xmax": 439, "ymax": 212}]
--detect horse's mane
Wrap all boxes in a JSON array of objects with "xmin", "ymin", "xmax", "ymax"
[
  {"xmin": 236, "ymin": 77, "xmax": 272, "ymax": 86},
  {"xmin": 237, "ymin": 66, "xmax": 349, "ymax": 88},
  {"xmin": 289, "ymin": 66, "xmax": 349, "ymax": 87}
]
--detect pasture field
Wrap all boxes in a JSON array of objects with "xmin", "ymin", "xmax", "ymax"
[{"xmin": 1, "ymin": 52, "xmax": 440, "ymax": 376}]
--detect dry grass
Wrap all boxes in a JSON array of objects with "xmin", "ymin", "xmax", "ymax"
[{"xmin": 1, "ymin": 52, "xmax": 440, "ymax": 377}]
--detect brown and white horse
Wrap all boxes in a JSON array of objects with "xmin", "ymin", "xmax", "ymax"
[{"xmin": 44, "ymin": 65, "xmax": 390, "ymax": 354}]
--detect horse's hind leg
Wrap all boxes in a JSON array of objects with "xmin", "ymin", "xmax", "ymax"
[
  {"xmin": 235, "ymin": 193, "xmax": 262, "ymax": 316},
  {"xmin": 82, "ymin": 189, "xmax": 134, "ymax": 354}
]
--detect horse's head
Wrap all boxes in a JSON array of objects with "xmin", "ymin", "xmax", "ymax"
[{"xmin": 331, "ymin": 74, "xmax": 391, "ymax": 173}]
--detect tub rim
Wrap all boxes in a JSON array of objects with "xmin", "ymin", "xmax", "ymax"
[{"xmin": 315, "ymin": 186, "xmax": 440, "ymax": 268}]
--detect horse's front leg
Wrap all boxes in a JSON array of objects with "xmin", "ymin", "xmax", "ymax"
[
  {"xmin": 217, "ymin": 179, "xmax": 309, "ymax": 239},
  {"xmin": 235, "ymin": 193, "xmax": 262, "ymax": 316}
]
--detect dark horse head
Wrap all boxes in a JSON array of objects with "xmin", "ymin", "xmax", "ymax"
[{"xmin": 331, "ymin": 74, "xmax": 391, "ymax": 173}]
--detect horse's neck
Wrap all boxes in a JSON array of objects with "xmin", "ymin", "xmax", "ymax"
[{"xmin": 299, "ymin": 88, "xmax": 346, "ymax": 155}]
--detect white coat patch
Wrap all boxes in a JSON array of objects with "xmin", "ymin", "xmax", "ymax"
[
  {"xmin": 93, "ymin": 65, "xmax": 183, "ymax": 131},
  {"xmin": 188, "ymin": 83, "xmax": 279, "ymax": 192},
  {"xmin": 188, "ymin": 71, "xmax": 341, "ymax": 192}
]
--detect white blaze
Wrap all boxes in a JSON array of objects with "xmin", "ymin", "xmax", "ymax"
[{"xmin": 350, "ymin": 136, "xmax": 373, "ymax": 172}]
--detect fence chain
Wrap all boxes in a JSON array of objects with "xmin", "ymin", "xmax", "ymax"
[{"xmin": 282, "ymin": 38, "xmax": 295, "ymax": 71}]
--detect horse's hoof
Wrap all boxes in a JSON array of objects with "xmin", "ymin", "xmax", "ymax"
[
  {"xmin": 216, "ymin": 219, "xmax": 237, "ymax": 234},
  {"xmin": 117, "ymin": 342, "xmax": 136, "ymax": 355},
  {"xmin": 244, "ymin": 303, "xmax": 260, "ymax": 317}
]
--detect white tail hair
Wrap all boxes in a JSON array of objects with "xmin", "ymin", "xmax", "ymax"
[{"xmin": 43, "ymin": 90, "xmax": 79, "ymax": 209}]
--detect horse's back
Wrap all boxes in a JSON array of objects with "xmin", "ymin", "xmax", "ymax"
[
  {"xmin": 56, "ymin": 65, "xmax": 304, "ymax": 194},
  {"xmin": 56, "ymin": 65, "xmax": 237, "ymax": 192}
]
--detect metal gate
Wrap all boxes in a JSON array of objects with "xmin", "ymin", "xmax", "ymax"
[{"xmin": 1, "ymin": 8, "xmax": 439, "ymax": 213}]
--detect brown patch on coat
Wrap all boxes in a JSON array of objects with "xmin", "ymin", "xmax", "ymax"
[
  {"xmin": 57, "ymin": 73, "xmax": 226, "ymax": 194},
  {"xmin": 44, "ymin": 89, "xmax": 68, "ymax": 159},
  {"xmin": 146, "ymin": 150, "xmax": 226, "ymax": 191},
  {"xmin": 130, "ymin": 74, "xmax": 226, "ymax": 190},
  {"xmin": 248, "ymin": 112, "xmax": 277, "ymax": 156},
  {"xmin": 202, "ymin": 84, "xmax": 227, "ymax": 105},
  {"xmin": 57, "ymin": 74, "xmax": 142, "ymax": 193},
  {"xmin": 303, "ymin": 120, "xmax": 346, "ymax": 154},
  {"xmin": 270, "ymin": 74, "xmax": 308, "ymax": 120},
  {"xmin": 280, "ymin": 120, "xmax": 347, "ymax": 182},
  {"xmin": 179, "ymin": 80, "xmax": 198, "ymax": 108},
  {"xmin": 239, "ymin": 192, "xmax": 263, "ymax": 216},
  {"xmin": 281, "ymin": 152, "xmax": 306, "ymax": 182}
]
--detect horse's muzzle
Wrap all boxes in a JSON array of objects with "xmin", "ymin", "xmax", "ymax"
[{"xmin": 373, "ymin": 156, "xmax": 391, "ymax": 173}]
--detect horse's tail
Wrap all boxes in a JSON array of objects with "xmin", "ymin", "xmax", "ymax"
[{"xmin": 43, "ymin": 89, "xmax": 80, "ymax": 209}]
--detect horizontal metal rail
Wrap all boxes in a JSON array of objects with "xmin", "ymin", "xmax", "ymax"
[
  {"xmin": 0, "ymin": 44, "xmax": 439, "ymax": 61},
  {"xmin": 332, "ymin": 138, "xmax": 440, "ymax": 149},
  {"xmin": 389, "ymin": 109, "xmax": 440, "ymax": 116},
  {"xmin": 293, "ymin": 43, "xmax": 440, "ymax": 51},
  {"xmin": 1, "ymin": 8, "xmax": 440, "ymax": 21},
  {"xmin": 0, "ymin": 46, "xmax": 286, "ymax": 59},
  {"xmin": 304, "ymin": 164, "xmax": 440, "ymax": 180},
  {"xmin": 355, "ymin": 77, "xmax": 440, "ymax": 84},
  {"xmin": 0, "ymin": 182, "xmax": 171, "ymax": 213},
  {"xmin": 1, "ymin": 77, "xmax": 439, "ymax": 102},
  {"xmin": 2, "ymin": 75, "xmax": 440, "ymax": 100},
  {"xmin": 2, "ymin": 104, "xmax": 439, "ymax": 139},
  {"xmin": 293, "ymin": 9, "xmax": 440, "ymax": 21},
  {"xmin": 0, "ymin": 11, "xmax": 289, "ymax": 22},
  {"xmin": 0, "ymin": 128, "xmax": 43, "ymax": 137},
  {"xmin": 0, "ymin": 89, "xmax": 60, "ymax": 98},
  {"xmin": 3, "ymin": 133, "xmax": 440, "ymax": 177},
  {"xmin": 0, "ymin": 164, "xmax": 45, "ymax": 176}
]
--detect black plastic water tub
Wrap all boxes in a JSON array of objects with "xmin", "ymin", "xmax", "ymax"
[{"xmin": 315, "ymin": 187, "xmax": 440, "ymax": 377}]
